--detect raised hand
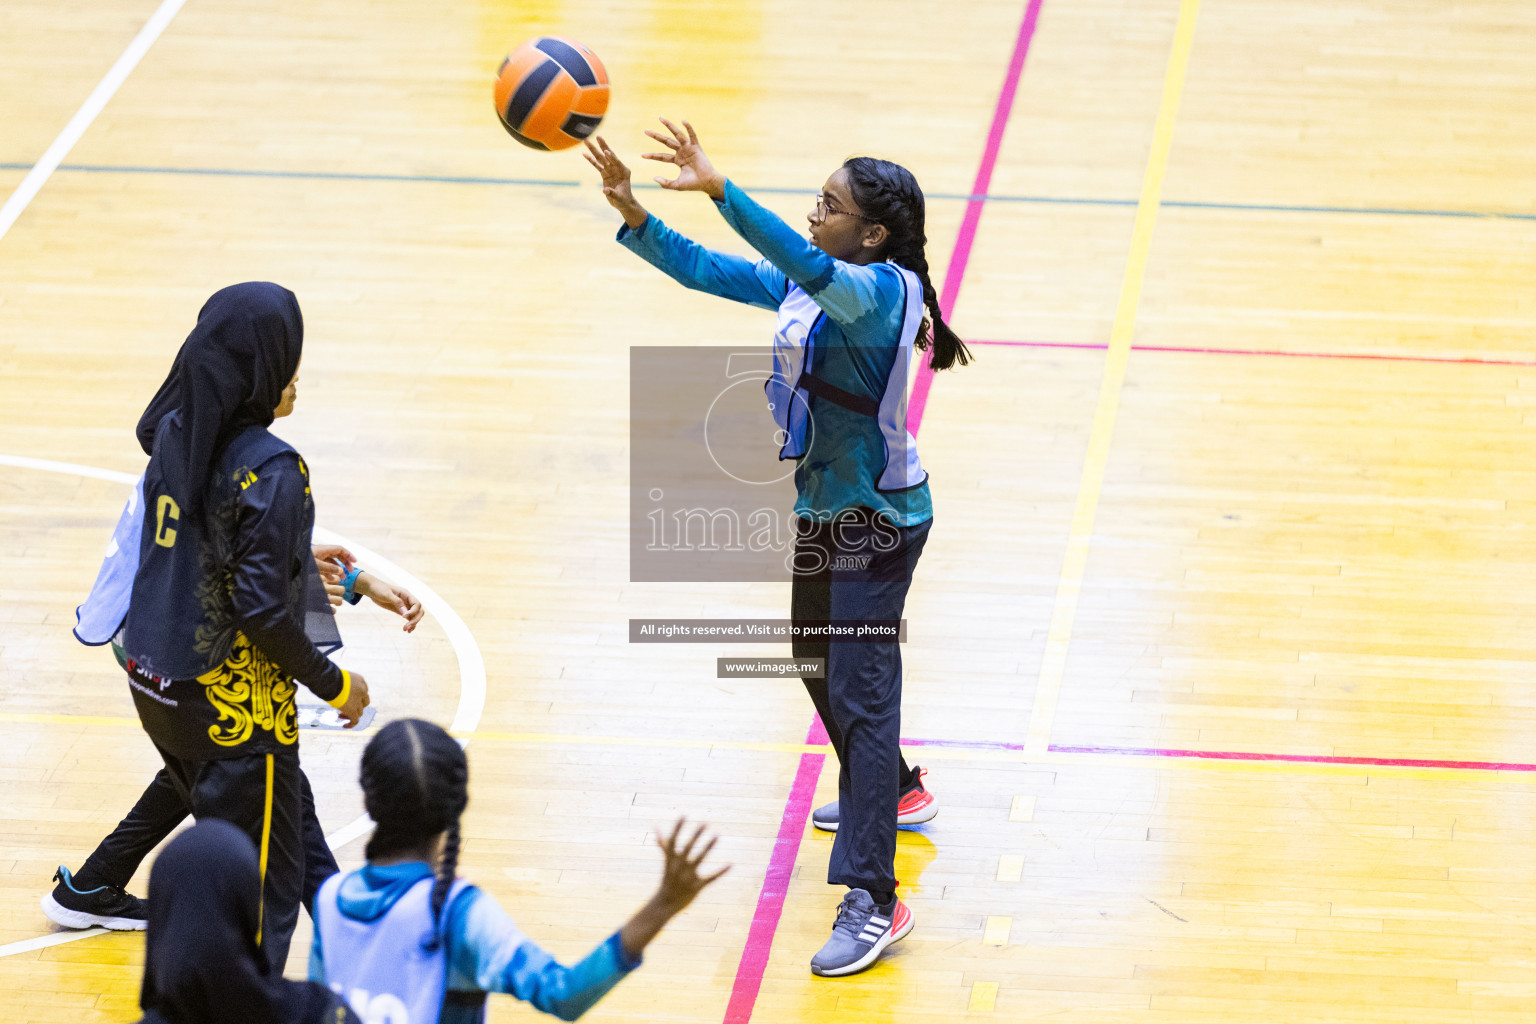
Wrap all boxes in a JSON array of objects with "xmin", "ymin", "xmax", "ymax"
[
  {"xmin": 618, "ymin": 816, "xmax": 730, "ymax": 959},
  {"xmin": 584, "ymin": 135, "xmax": 650, "ymax": 230},
  {"xmin": 583, "ymin": 135, "xmax": 637, "ymax": 208},
  {"xmin": 642, "ymin": 118, "xmax": 725, "ymax": 200},
  {"xmin": 654, "ymin": 817, "xmax": 730, "ymax": 913}
]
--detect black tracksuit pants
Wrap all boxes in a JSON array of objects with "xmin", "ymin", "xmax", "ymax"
[
  {"xmin": 79, "ymin": 765, "xmax": 339, "ymax": 911},
  {"xmin": 791, "ymin": 508, "xmax": 930, "ymax": 899},
  {"xmin": 154, "ymin": 745, "xmax": 303, "ymax": 968}
]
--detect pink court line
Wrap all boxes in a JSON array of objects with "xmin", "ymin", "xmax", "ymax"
[
  {"xmin": 971, "ymin": 338, "xmax": 1536, "ymax": 367},
  {"xmin": 723, "ymin": 4, "xmax": 1045, "ymax": 1019},
  {"xmin": 1050, "ymin": 743, "xmax": 1536, "ymax": 773},
  {"xmin": 722, "ymin": 720, "xmax": 827, "ymax": 1024},
  {"xmin": 907, "ymin": 0, "xmax": 1045, "ymax": 438}
]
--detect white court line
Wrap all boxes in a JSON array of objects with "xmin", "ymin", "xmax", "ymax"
[
  {"xmin": 0, "ymin": 0, "xmax": 188, "ymax": 243},
  {"xmin": 0, "ymin": 454, "xmax": 487, "ymax": 957}
]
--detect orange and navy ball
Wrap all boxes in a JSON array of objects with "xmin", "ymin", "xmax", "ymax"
[{"xmin": 493, "ymin": 37, "xmax": 610, "ymax": 151}]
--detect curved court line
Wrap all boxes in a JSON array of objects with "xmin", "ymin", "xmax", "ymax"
[
  {"xmin": 1023, "ymin": 0, "xmax": 1202, "ymax": 759},
  {"xmin": 0, "ymin": 453, "xmax": 486, "ymax": 957},
  {"xmin": 0, "ymin": 0, "xmax": 187, "ymax": 242}
]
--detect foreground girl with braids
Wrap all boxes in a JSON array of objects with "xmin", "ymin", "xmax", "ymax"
[
  {"xmin": 586, "ymin": 121, "xmax": 970, "ymax": 976},
  {"xmin": 310, "ymin": 719, "xmax": 727, "ymax": 1022}
]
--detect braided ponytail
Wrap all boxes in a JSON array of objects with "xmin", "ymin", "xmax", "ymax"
[
  {"xmin": 428, "ymin": 820, "xmax": 461, "ymax": 946},
  {"xmin": 359, "ymin": 718, "xmax": 469, "ymax": 951},
  {"xmin": 842, "ymin": 157, "xmax": 972, "ymax": 372}
]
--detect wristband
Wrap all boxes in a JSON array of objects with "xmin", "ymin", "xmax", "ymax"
[
  {"xmin": 327, "ymin": 669, "xmax": 352, "ymax": 710},
  {"xmin": 341, "ymin": 566, "xmax": 364, "ymax": 606}
]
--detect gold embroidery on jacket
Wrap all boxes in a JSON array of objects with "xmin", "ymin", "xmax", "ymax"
[{"xmin": 197, "ymin": 632, "xmax": 298, "ymax": 747}]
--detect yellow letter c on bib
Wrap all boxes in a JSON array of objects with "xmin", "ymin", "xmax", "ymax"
[{"xmin": 155, "ymin": 495, "xmax": 180, "ymax": 548}]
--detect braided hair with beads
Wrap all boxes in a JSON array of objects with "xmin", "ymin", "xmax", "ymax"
[
  {"xmin": 841, "ymin": 157, "xmax": 973, "ymax": 372},
  {"xmin": 360, "ymin": 718, "xmax": 468, "ymax": 951}
]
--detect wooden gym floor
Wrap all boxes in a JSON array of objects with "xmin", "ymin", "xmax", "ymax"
[{"xmin": 4, "ymin": 0, "xmax": 1536, "ymax": 1020}]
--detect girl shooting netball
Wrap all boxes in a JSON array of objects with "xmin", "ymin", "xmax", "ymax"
[{"xmin": 585, "ymin": 119, "xmax": 969, "ymax": 976}]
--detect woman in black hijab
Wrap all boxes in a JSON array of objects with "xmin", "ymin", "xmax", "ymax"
[
  {"xmin": 120, "ymin": 282, "xmax": 370, "ymax": 969},
  {"xmin": 137, "ymin": 819, "xmax": 359, "ymax": 1024}
]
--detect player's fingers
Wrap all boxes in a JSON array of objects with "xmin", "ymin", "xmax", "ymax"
[
  {"xmin": 658, "ymin": 116, "xmax": 685, "ymax": 143},
  {"xmin": 667, "ymin": 817, "xmax": 686, "ymax": 853},
  {"xmin": 582, "ymin": 152, "xmax": 602, "ymax": 172},
  {"xmin": 690, "ymin": 835, "xmax": 718, "ymax": 868},
  {"xmin": 702, "ymin": 864, "xmax": 731, "ymax": 884},
  {"xmin": 315, "ymin": 544, "xmax": 355, "ymax": 567},
  {"xmin": 643, "ymin": 129, "xmax": 678, "ymax": 150},
  {"xmin": 680, "ymin": 822, "xmax": 706, "ymax": 860},
  {"xmin": 654, "ymin": 176, "xmax": 677, "ymax": 189},
  {"xmin": 683, "ymin": 119, "xmax": 699, "ymax": 145}
]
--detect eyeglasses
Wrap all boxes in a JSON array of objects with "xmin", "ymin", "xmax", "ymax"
[{"xmin": 814, "ymin": 193, "xmax": 875, "ymax": 224}]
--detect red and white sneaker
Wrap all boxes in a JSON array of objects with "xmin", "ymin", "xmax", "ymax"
[{"xmin": 811, "ymin": 766, "xmax": 938, "ymax": 832}]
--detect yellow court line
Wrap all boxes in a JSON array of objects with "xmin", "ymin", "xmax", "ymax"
[
  {"xmin": 461, "ymin": 730, "xmax": 1034, "ymax": 764},
  {"xmin": 969, "ymin": 981, "xmax": 1000, "ymax": 1012},
  {"xmin": 461, "ymin": 730, "xmax": 823, "ymax": 756},
  {"xmin": 1023, "ymin": 0, "xmax": 1204, "ymax": 759},
  {"xmin": 0, "ymin": 712, "xmax": 144, "ymax": 727}
]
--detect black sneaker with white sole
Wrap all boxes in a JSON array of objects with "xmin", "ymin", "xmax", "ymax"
[
  {"xmin": 41, "ymin": 866, "xmax": 147, "ymax": 931},
  {"xmin": 809, "ymin": 888, "xmax": 913, "ymax": 977}
]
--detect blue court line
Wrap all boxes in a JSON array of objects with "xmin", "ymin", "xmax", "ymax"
[{"xmin": 3, "ymin": 160, "xmax": 1534, "ymax": 222}]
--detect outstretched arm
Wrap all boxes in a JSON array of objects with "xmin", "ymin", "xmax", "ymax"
[
  {"xmin": 642, "ymin": 118, "xmax": 896, "ymax": 326},
  {"xmin": 446, "ymin": 818, "xmax": 727, "ymax": 1020},
  {"xmin": 587, "ymin": 136, "xmax": 787, "ymax": 310}
]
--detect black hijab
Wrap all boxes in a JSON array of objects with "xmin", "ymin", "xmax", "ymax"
[
  {"xmin": 138, "ymin": 820, "xmax": 357, "ymax": 1024},
  {"xmin": 139, "ymin": 283, "xmax": 303, "ymax": 514}
]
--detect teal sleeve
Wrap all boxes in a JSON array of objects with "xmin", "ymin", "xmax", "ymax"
[
  {"xmin": 307, "ymin": 916, "xmax": 325, "ymax": 982},
  {"xmin": 713, "ymin": 178, "xmax": 902, "ymax": 327},
  {"xmin": 616, "ymin": 213, "xmax": 788, "ymax": 311},
  {"xmin": 446, "ymin": 888, "xmax": 639, "ymax": 1021}
]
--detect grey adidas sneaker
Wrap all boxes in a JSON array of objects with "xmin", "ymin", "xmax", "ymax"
[
  {"xmin": 810, "ymin": 888, "xmax": 913, "ymax": 977},
  {"xmin": 811, "ymin": 766, "xmax": 938, "ymax": 832}
]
